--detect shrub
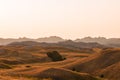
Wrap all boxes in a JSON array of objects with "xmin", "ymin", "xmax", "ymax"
[
  {"xmin": 25, "ymin": 65, "xmax": 31, "ymax": 68},
  {"xmin": 72, "ymin": 68, "xmax": 76, "ymax": 71},
  {"xmin": 47, "ymin": 51, "xmax": 65, "ymax": 61},
  {"xmin": 100, "ymin": 74, "xmax": 104, "ymax": 78}
]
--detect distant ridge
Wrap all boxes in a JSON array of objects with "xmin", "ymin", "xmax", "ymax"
[
  {"xmin": 0, "ymin": 36, "xmax": 64, "ymax": 45},
  {"xmin": 8, "ymin": 40, "xmax": 106, "ymax": 49},
  {"xmin": 0, "ymin": 36, "xmax": 120, "ymax": 47},
  {"xmin": 75, "ymin": 37, "xmax": 120, "ymax": 47}
]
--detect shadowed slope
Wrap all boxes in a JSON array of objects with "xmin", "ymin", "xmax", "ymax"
[
  {"xmin": 35, "ymin": 68, "xmax": 98, "ymax": 80},
  {"xmin": 64, "ymin": 48, "xmax": 120, "ymax": 74},
  {"xmin": 96, "ymin": 62, "xmax": 120, "ymax": 80},
  {"xmin": 11, "ymin": 67, "xmax": 99, "ymax": 80}
]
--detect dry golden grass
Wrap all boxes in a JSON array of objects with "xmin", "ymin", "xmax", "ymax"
[
  {"xmin": 62, "ymin": 48, "xmax": 120, "ymax": 80},
  {"xmin": 0, "ymin": 45, "xmax": 118, "ymax": 80},
  {"xmin": 96, "ymin": 62, "xmax": 120, "ymax": 80},
  {"xmin": 5, "ymin": 67, "xmax": 99, "ymax": 80}
]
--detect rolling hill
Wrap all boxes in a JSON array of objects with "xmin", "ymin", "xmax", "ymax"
[{"xmin": 64, "ymin": 48, "xmax": 120, "ymax": 80}]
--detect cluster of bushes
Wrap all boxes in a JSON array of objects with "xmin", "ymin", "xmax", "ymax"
[{"xmin": 47, "ymin": 51, "xmax": 66, "ymax": 61}]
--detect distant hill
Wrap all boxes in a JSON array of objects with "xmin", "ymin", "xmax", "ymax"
[
  {"xmin": 1, "ymin": 36, "xmax": 120, "ymax": 47},
  {"xmin": 7, "ymin": 41, "xmax": 94, "ymax": 53},
  {"xmin": 8, "ymin": 41, "xmax": 40, "ymax": 46},
  {"xmin": 36, "ymin": 36, "xmax": 64, "ymax": 43},
  {"xmin": 0, "ymin": 36, "xmax": 64, "ymax": 45},
  {"xmin": 75, "ymin": 37, "xmax": 120, "ymax": 47},
  {"xmin": 8, "ymin": 40, "xmax": 106, "ymax": 50}
]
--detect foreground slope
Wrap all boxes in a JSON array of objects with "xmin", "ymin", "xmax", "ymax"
[
  {"xmin": 64, "ymin": 48, "xmax": 120, "ymax": 80},
  {"xmin": 7, "ymin": 67, "xmax": 99, "ymax": 80},
  {"xmin": 97, "ymin": 62, "xmax": 120, "ymax": 80}
]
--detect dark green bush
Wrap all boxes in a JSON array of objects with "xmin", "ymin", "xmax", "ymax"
[{"xmin": 47, "ymin": 51, "xmax": 65, "ymax": 61}]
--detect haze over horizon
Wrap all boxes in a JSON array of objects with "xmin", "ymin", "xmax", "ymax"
[{"xmin": 0, "ymin": 0, "xmax": 120, "ymax": 39}]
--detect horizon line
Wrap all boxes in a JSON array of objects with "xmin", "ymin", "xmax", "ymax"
[{"xmin": 0, "ymin": 36, "xmax": 120, "ymax": 40}]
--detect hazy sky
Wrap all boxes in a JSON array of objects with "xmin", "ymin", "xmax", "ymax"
[{"xmin": 0, "ymin": 0, "xmax": 120, "ymax": 39}]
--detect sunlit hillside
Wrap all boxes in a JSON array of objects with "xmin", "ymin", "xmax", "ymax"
[{"xmin": 0, "ymin": 41, "xmax": 119, "ymax": 80}]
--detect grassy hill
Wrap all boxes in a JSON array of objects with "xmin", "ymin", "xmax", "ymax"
[
  {"xmin": 64, "ymin": 48, "xmax": 120, "ymax": 80},
  {"xmin": 0, "ymin": 44, "xmax": 119, "ymax": 80}
]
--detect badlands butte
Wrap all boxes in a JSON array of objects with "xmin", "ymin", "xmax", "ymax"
[{"xmin": 0, "ymin": 36, "xmax": 120, "ymax": 80}]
